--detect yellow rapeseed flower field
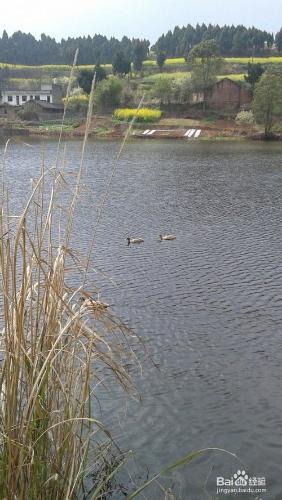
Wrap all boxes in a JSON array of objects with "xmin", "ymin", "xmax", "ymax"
[{"xmin": 114, "ymin": 108, "xmax": 162, "ymax": 122}]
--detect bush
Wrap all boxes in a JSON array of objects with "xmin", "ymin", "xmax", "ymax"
[
  {"xmin": 172, "ymin": 77, "xmax": 193, "ymax": 104},
  {"xmin": 69, "ymin": 86, "xmax": 84, "ymax": 96},
  {"xmin": 235, "ymin": 110, "xmax": 255, "ymax": 125},
  {"xmin": 94, "ymin": 77, "xmax": 123, "ymax": 110},
  {"xmin": 151, "ymin": 77, "xmax": 174, "ymax": 104},
  {"xmin": 18, "ymin": 110, "xmax": 39, "ymax": 121},
  {"xmin": 63, "ymin": 94, "xmax": 89, "ymax": 113},
  {"xmin": 151, "ymin": 75, "xmax": 192, "ymax": 104},
  {"xmin": 114, "ymin": 108, "xmax": 161, "ymax": 123}
]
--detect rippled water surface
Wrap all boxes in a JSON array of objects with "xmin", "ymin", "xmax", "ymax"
[{"xmin": 3, "ymin": 138, "xmax": 282, "ymax": 499}]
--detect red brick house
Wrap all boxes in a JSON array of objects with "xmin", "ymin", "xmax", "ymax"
[{"xmin": 205, "ymin": 78, "xmax": 251, "ymax": 111}]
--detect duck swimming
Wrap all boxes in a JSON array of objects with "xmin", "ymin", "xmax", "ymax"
[
  {"xmin": 80, "ymin": 297, "xmax": 109, "ymax": 309},
  {"xmin": 127, "ymin": 237, "xmax": 144, "ymax": 245},
  {"xmin": 159, "ymin": 234, "xmax": 176, "ymax": 241}
]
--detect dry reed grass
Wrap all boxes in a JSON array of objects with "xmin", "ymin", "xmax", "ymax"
[{"xmin": 0, "ymin": 52, "xmax": 136, "ymax": 499}]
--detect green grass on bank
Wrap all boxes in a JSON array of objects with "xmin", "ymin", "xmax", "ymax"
[
  {"xmin": 143, "ymin": 72, "xmax": 246, "ymax": 84},
  {"xmin": 143, "ymin": 71, "xmax": 191, "ymax": 82}
]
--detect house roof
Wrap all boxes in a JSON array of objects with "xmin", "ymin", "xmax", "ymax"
[
  {"xmin": 214, "ymin": 77, "xmax": 244, "ymax": 87},
  {"xmin": 23, "ymin": 100, "xmax": 64, "ymax": 110},
  {"xmin": 0, "ymin": 102, "xmax": 15, "ymax": 108},
  {"xmin": 2, "ymin": 83, "xmax": 53, "ymax": 93},
  {"xmin": 2, "ymin": 89, "xmax": 52, "ymax": 95}
]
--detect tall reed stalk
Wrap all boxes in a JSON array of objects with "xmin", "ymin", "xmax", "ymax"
[{"xmin": 0, "ymin": 62, "xmax": 134, "ymax": 499}]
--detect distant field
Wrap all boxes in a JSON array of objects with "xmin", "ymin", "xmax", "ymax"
[
  {"xmin": 166, "ymin": 58, "xmax": 187, "ymax": 65},
  {"xmin": 143, "ymin": 72, "xmax": 191, "ymax": 82},
  {"xmin": 143, "ymin": 72, "xmax": 246, "ymax": 83},
  {"xmin": 0, "ymin": 56, "xmax": 280, "ymax": 85},
  {"xmin": 218, "ymin": 73, "xmax": 246, "ymax": 81},
  {"xmin": 144, "ymin": 58, "xmax": 186, "ymax": 67},
  {"xmin": 0, "ymin": 56, "xmax": 281, "ymax": 73},
  {"xmin": 0, "ymin": 63, "xmax": 112, "ymax": 72},
  {"xmin": 224, "ymin": 57, "xmax": 282, "ymax": 64},
  {"xmin": 162, "ymin": 57, "xmax": 282, "ymax": 65},
  {"xmin": 144, "ymin": 56, "xmax": 282, "ymax": 67}
]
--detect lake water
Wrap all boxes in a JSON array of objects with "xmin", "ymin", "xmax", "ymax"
[{"xmin": 2, "ymin": 138, "xmax": 282, "ymax": 499}]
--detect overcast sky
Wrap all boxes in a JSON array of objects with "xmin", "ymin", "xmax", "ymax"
[{"xmin": 1, "ymin": 0, "xmax": 280, "ymax": 42}]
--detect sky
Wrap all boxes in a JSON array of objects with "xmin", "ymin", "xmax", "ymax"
[{"xmin": 1, "ymin": 0, "xmax": 280, "ymax": 42}]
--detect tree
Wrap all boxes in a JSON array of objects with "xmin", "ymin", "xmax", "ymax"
[
  {"xmin": 94, "ymin": 64, "xmax": 107, "ymax": 83},
  {"xmin": 245, "ymin": 63, "xmax": 264, "ymax": 89},
  {"xmin": 188, "ymin": 39, "xmax": 222, "ymax": 93},
  {"xmin": 172, "ymin": 77, "xmax": 193, "ymax": 104},
  {"xmin": 252, "ymin": 69, "xmax": 282, "ymax": 136},
  {"xmin": 152, "ymin": 76, "xmax": 192, "ymax": 105},
  {"xmin": 151, "ymin": 77, "xmax": 174, "ymax": 104},
  {"xmin": 112, "ymin": 51, "xmax": 131, "ymax": 76},
  {"xmin": 218, "ymin": 27, "xmax": 233, "ymax": 55},
  {"xmin": 77, "ymin": 65, "xmax": 107, "ymax": 94},
  {"xmin": 133, "ymin": 40, "xmax": 149, "ymax": 73},
  {"xmin": 156, "ymin": 51, "xmax": 166, "ymax": 71},
  {"xmin": 94, "ymin": 77, "xmax": 123, "ymax": 110},
  {"xmin": 232, "ymin": 30, "xmax": 249, "ymax": 56},
  {"xmin": 275, "ymin": 28, "xmax": 282, "ymax": 53},
  {"xmin": 63, "ymin": 94, "xmax": 89, "ymax": 114}
]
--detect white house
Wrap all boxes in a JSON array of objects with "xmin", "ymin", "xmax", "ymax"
[{"xmin": 1, "ymin": 84, "xmax": 55, "ymax": 106}]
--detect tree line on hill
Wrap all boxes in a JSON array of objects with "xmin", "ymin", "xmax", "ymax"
[
  {"xmin": 0, "ymin": 24, "xmax": 282, "ymax": 66},
  {"xmin": 0, "ymin": 30, "xmax": 150, "ymax": 65},
  {"xmin": 153, "ymin": 24, "xmax": 282, "ymax": 58}
]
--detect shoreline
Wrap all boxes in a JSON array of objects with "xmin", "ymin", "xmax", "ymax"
[{"xmin": 0, "ymin": 120, "xmax": 281, "ymax": 142}]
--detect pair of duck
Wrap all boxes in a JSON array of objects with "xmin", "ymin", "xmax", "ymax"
[{"xmin": 127, "ymin": 234, "xmax": 176, "ymax": 245}]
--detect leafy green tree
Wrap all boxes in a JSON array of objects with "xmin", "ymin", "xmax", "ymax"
[
  {"xmin": 152, "ymin": 77, "xmax": 174, "ymax": 104},
  {"xmin": 232, "ymin": 30, "xmax": 249, "ymax": 56},
  {"xmin": 156, "ymin": 51, "xmax": 166, "ymax": 71},
  {"xmin": 218, "ymin": 27, "xmax": 233, "ymax": 55},
  {"xmin": 77, "ymin": 65, "xmax": 107, "ymax": 94},
  {"xmin": 63, "ymin": 94, "xmax": 89, "ymax": 114},
  {"xmin": 188, "ymin": 39, "xmax": 222, "ymax": 93},
  {"xmin": 94, "ymin": 77, "xmax": 123, "ymax": 110},
  {"xmin": 112, "ymin": 51, "xmax": 131, "ymax": 76},
  {"xmin": 252, "ymin": 69, "xmax": 282, "ymax": 136},
  {"xmin": 133, "ymin": 40, "xmax": 149, "ymax": 73},
  {"xmin": 94, "ymin": 64, "xmax": 107, "ymax": 82},
  {"xmin": 275, "ymin": 28, "xmax": 282, "ymax": 53},
  {"xmin": 77, "ymin": 70, "xmax": 93, "ymax": 94},
  {"xmin": 152, "ymin": 76, "xmax": 192, "ymax": 105},
  {"xmin": 172, "ymin": 77, "xmax": 193, "ymax": 104},
  {"xmin": 245, "ymin": 63, "xmax": 264, "ymax": 91}
]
